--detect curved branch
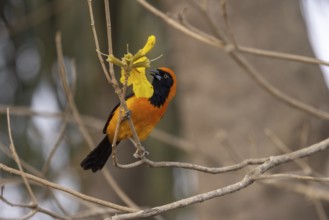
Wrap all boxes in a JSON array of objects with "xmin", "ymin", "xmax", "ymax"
[{"xmin": 111, "ymin": 137, "xmax": 329, "ymax": 219}]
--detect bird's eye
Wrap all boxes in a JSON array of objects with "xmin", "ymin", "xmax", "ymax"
[{"xmin": 163, "ymin": 74, "xmax": 169, "ymax": 78}]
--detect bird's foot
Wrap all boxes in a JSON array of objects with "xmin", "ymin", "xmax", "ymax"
[
  {"xmin": 133, "ymin": 147, "xmax": 149, "ymax": 159},
  {"xmin": 123, "ymin": 109, "xmax": 131, "ymax": 120}
]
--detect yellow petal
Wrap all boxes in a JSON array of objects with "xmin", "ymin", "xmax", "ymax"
[
  {"xmin": 133, "ymin": 77, "xmax": 154, "ymax": 98},
  {"xmin": 116, "ymin": 35, "xmax": 156, "ymax": 97},
  {"xmin": 141, "ymin": 35, "xmax": 156, "ymax": 55},
  {"xmin": 133, "ymin": 56, "xmax": 150, "ymax": 68},
  {"xmin": 130, "ymin": 68, "xmax": 144, "ymax": 83},
  {"xmin": 134, "ymin": 56, "xmax": 146, "ymax": 63},
  {"xmin": 120, "ymin": 66, "xmax": 146, "ymax": 86}
]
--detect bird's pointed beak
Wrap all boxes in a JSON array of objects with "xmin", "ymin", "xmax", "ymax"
[{"xmin": 150, "ymin": 70, "xmax": 162, "ymax": 81}]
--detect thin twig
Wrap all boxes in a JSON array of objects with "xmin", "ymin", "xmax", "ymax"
[
  {"xmin": 137, "ymin": 0, "xmax": 225, "ymax": 48},
  {"xmin": 238, "ymin": 46, "xmax": 329, "ymax": 67},
  {"xmin": 86, "ymin": 0, "xmax": 112, "ymax": 84},
  {"xmin": 229, "ymin": 51, "xmax": 329, "ymax": 120},
  {"xmin": 49, "ymin": 191, "xmax": 71, "ymax": 217},
  {"xmin": 138, "ymin": 0, "xmax": 329, "ymax": 67},
  {"xmin": 0, "ymin": 193, "xmax": 68, "ymax": 220},
  {"xmin": 263, "ymin": 181, "xmax": 329, "ymax": 202},
  {"xmin": 0, "ymin": 142, "xmax": 42, "ymax": 177},
  {"xmin": 72, "ymin": 208, "xmax": 115, "ymax": 219},
  {"xmin": 220, "ymin": 0, "xmax": 237, "ymax": 47},
  {"xmin": 6, "ymin": 108, "xmax": 38, "ymax": 205},
  {"xmin": 104, "ymin": 0, "xmax": 115, "ymax": 75},
  {"xmin": 189, "ymin": 0, "xmax": 227, "ymax": 41},
  {"xmin": 102, "ymin": 171, "xmax": 139, "ymax": 209},
  {"xmin": 41, "ymin": 114, "xmax": 68, "ymax": 174},
  {"xmin": 0, "ymin": 163, "xmax": 137, "ymax": 213},
  {"xmin": 142, "ymin": 157, "xmax": 266, "ymax": 174},
  {"xmin": 111, "ymin": 80, "xmax": 128, "ymax": 165},
  {"xmin": 265, "ymin": 129, "xmax": 312, "ymax": 174},
  {"xmin": 255, "ymin": 174, "xmax": 329, "ymax": 183},
  {"xmin": 102, "ymin": 0, "xmax": 123, "ymax": 164},
  {"xmin": 56, "ymin": 32, "xmax": 93, "ymax": 148},
  {"xmin": 0, "ymin": 105, "xmax": 64, "ymax": 118},
  {"xmin": 0, "ymin": 106, "xmax": 102, "ymax": 131}
]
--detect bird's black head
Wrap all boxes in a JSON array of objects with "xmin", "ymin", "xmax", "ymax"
[{"xmin": 149, "ymin": 68, "xmax": 176, "ymax": 108}]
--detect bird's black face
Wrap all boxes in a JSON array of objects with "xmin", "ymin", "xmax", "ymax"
[
  {"xmin": 149, "ymin": 69, "xmax": 174, "ymax": 107},
  {"xmin": 150, "ymin": 69, "xmax": 174, "ymax": 88}
]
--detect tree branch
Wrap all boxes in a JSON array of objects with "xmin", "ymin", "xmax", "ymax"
[
  {"xmin": 0, "ymin": 163, "xmax": 137, "ymax": 213},
  {"xmin": 110, "ymin": 137, "xmax": 329, "ymax": 219}
]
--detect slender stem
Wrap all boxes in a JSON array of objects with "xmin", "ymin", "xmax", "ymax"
[{"xmin": 6, "ymin": 108, "xmax": 38, "ymax": 205}]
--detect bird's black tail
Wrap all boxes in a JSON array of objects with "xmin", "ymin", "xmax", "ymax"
[{"xmin": 80, "ymin": 136, "xmax": 112, "ymax": 172}]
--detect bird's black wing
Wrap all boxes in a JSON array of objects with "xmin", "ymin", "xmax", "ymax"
[{"xmin": 102, "ymin": 93, "xmax": 134, "ymax": 134}]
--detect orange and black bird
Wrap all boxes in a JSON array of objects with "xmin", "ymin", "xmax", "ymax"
[{"xmin": 80, "ymin": 67, "xmax": 177, "ymax": 172}]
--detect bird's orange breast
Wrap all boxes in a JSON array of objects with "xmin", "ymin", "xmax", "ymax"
[{"xmin": 106, "ymin": 96, "xmax": 169, "ymax": 142}]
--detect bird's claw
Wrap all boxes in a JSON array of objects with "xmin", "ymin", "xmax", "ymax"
[
  {"xmin": 123, "ymin": 110, "xmax": 131, "ymax": 120},
  {"xmin": 133, "ymin": 147, "xmax": 149, "ymax": 159}
]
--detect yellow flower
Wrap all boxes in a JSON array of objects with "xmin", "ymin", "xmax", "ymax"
[
  {"xmin": 120, "ymin": 57, "xmax": 153, "ymax": 98},
  {"xmin": 107, "ymin": 35, "xmax": 156, "ymax": 98},
  {"xmin": 141, "ymin": 35, "xmax": 156, "ymax": 55}
]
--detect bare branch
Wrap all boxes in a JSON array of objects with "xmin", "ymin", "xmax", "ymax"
[
  {"xmin": 0, "ymin": 142, "xmax": 42, "ymax": 177},
  {"xmin": 0, "ymin": 163, "xmax": 137, "ymax": 213},
  {"xmin": 141, "ymin": 157, "xmax": 266, "ymax": 174},
  {"xmin": 255, "ymin": 174, "xmax": 329, "ymax": 183},
  {"xmin": 263, "ymin": 181, "xmax": 329, "ymax": 202},
  {"xmin": 229, "ymin": 52, "xmax": 329, "ymax": 120},
  {"xmin": 265, "ymin": 129, "xmax": 313, "ymax": 174},
  {"xmin": 0, "ymin": 193, "xmax": 68, "ymax": 220},
  {"xmin": 137, "ymin": 0, "xmax": 329, "ymax": 67},
  {"xmin": 86, "ymin": 0, "xmax": 112, "ymax": 85},
  {"xmin": 6, "ymin": 108, "xmax": 38, "ymax": 205},
  {"xmin": 41, "ymin": 114, "xmax": 68, "ymax": 174},
  {"xmin": 110, "ymin": 137, "xmax": 329, "ymax": 219}
]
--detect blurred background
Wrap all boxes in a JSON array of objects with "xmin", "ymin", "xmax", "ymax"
[{"xmin": 0, "ymin": 0, "xmax": 329, "ymax": 219}]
